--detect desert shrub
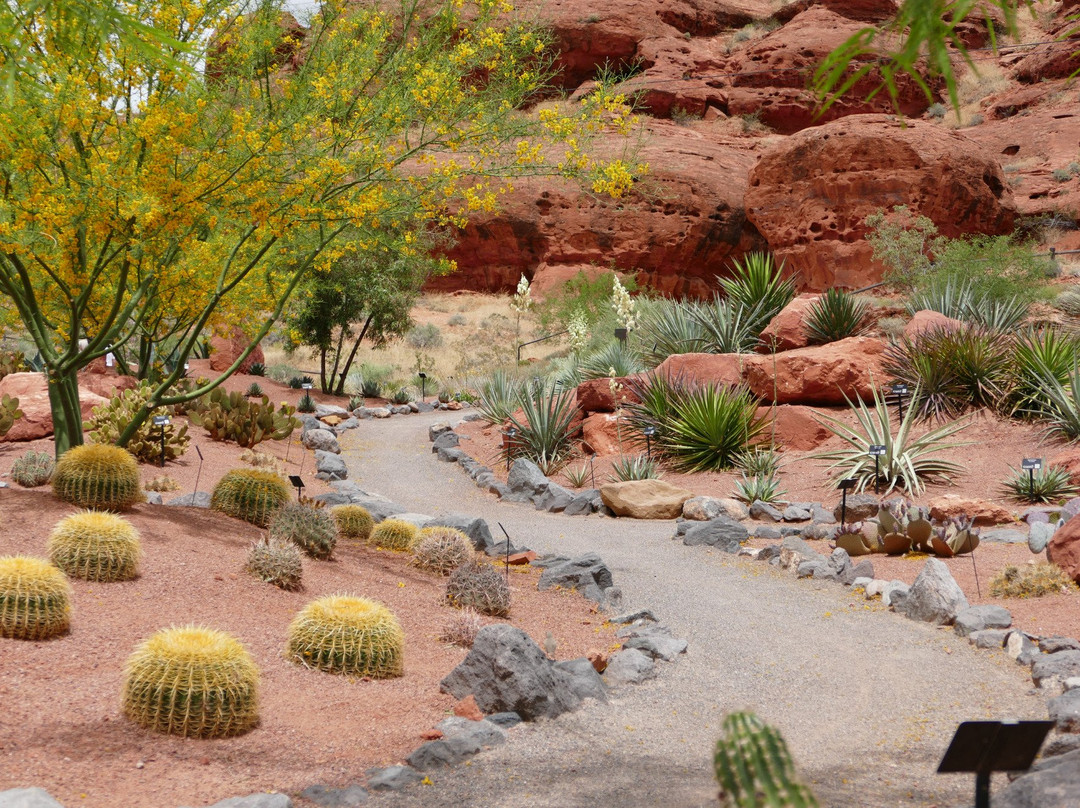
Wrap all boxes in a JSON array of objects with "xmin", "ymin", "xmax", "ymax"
[
  {"xmin": 411, "ymin": 527, "xmax": 474, "ymax": 575},
  {"xmin": 333, "ymin": 505, "xmax": 374, "ymax": 542},
  {"xmin": 440, "ymin": 608, "xmax": 484, "ymax": 648},
  {"xmin": 269, "ymin": 502, "xmax": 337, "ymax": 559},
  {"xmin": 369, "ymin": 518, "xmax": 420, "ymax": 551},
  {"xmin": 877, "ymin": 316, "xmax": 907, "ymax": 339},
  {"xmin": 718, "ymin": 252, "xmax": 795, "ymax": 335},
  {"xmin": 144, "ymin": 475, "xmax": 180, "ymax": 492},
  {"xmin": 245, "ymin": 538, "xmax": 303, "ymax": 590},
  {"xmin": 626, "ymin": 374, "xmax": 764, "ymax": 473},
  {"xmin": 248, "ymin": 362, "xmax": 266, "ymax": 376},
  {"xmin": 812, "ymin": 386, "xmax": 969, "ymax": 496},
  {"xmin": 990, "ymin": 563, "xmax": 1077, "ymax": 598},
  {"xmin": 1053, "ymin": 168, "xmax": 1073, "ymax": 182},
  {"xmin": 121, "ymin": 626, "xmax": 260, "ymax": 738},
  {"xmin": 85, "ymin": 384, "xmax": 189, "ymax": 463},
  {"xmin": 245, "ymin": 382, "xmax": 263, "ymax": 397},
  {"xmin": 1057, "ymin": 288, "xmax": 1080, "ymax": 317},
  {"xmin": 0, "ymin": 556, "xmax": 71, "ymax": 640},
  {"xmin": 906, "ymin": 277, "xmax": 1030, "ymax": 331},
  {"xmin": 1001, "ymin": 465, "xmax": 1078, "ymax": 504},
  {"xmin": 406, "ymin": 323, "xmax": 443, "ymax": 351},
  {"xmin": 609, "ymin": 454, "xmax": 662, "ymax": 481},
  {"xmin": 927, "ymin": 102, "xmax": 947, "ymax": 119},
  {"xmin": 446, "ymin": 558, "xmax": 511, "ymax": 617},
  {"xmin": 52, "ymin": 444, "xmax": 143, "ymax": 511},
  {"xmin": 578, "ymin": 340, "xmax": 644, "ymax": 380},
  {"xmin": 1008, "ymin": 327, "xmax": 1080, "ymax": 418},
  {"xmin": 535, "ymin": 270, "xmax": 638, "ymax": 333},
  {"xmin": 636, "ymin": 299, "xmax": 708, "ymax": 366},
  {"xmin": 477, "ymin": 369, "xmax": 522, "ymax": 425},
  {"xmin": 733, "ymin": 473, "xmax": 786, "ymax": 504},
  {"xmin": 239, "ymin": 448, "xmax": 281, "ymax": 471},
  {"xmin": 10, "ymin": 450, "xmax": 54, "ymax": 487},
  {"xmin": 296, "ymin": 392, "xmax": 316, "ymax": 413},
  {"xmin": 505, "ymin": 378, "xmax": 579, "ymax": 473},
  {"xmin": 386, "ymin": 385, "xmax": 412, "ymax": 405},
  {"xmin": 806, "ymin": 289, "xmax": 869, "ymax": 344},
  {"xmin": 286, "ymin": 595, "xmax": 404, "ymax": 678},
  {"xmin": 714, "ymin": 711, "xmax": 819, "ymax": 808},
  {"xmin": 0, "ymin": 392, "xmax": 23, "ymax": 437},
  {"xmin": 210, "ymin": 469, "xmax": 290, "ymax": 527},
  {"xmin": 47, "ymin": 511, "xmax": 141, "ymax": 582},
  {"xmin": 288, "ymin": 375, "xmax": 314, "ymax": 389},
  {"xmin": 360, "ymin": 377, "xmax": 383, "ymax": 398},
  {"xmin": 448, "ymin": 313, "xmax": 467, "ymax": 326}
]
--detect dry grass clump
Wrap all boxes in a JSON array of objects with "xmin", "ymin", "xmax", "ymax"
[
  {"xmin": 240, "ymin": 449, "xmax": 282, "ymax": 472},
  {"xmin": 439, "ymin": 608, "xmax": 485, "ymax": 648},
  {"xmin": 144, "ymin": 476, "xmax": 181, "ymax": 492},
  {"xmin": 989, "ymin": 563, "xmax": 1078, "ymax": 598}
]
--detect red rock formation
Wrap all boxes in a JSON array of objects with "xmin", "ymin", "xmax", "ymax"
[
  {"xmin": 902, "ymin": 310, "xmax": 964, "ymax": 340},
  {"xmin": 0, "ymin": 372, "xmax": 108, "ymax": 442},
  {"xmin": 754, "ymin": 404, "xmax": 834, "ymax": 450},
  {"xmin": 582, "ymin": 412, "xmax": 630, "ymax": 455},
  {"xmin": 652, "ymin": 352, "xmax": 747, "ymax": 388},
  {"xmin": 773, "ymin": 0, "xmax": 899, "ymax": 23},
  {"xmin": 744, "ymin": 114, "xmax": 1016, "ymax": 290},
  {"xmin": 927, "ymin": 495, "xmax": 1015, "ymax": 526},
  {"xmin": 576, "ymin": 377, "xmax": 642, "ymax": 414},
  {"xmin": 757, "ymin": 293, "xmax": 819, "ymax": 352},
  {"xmin": 1048, "ymin": 519, "xmax": 1080, "ymax": 583},
  {"xmin": 742, "ymin": 336, "xmax": 887, "ymax": 405},
  {"xmin": 1012, "ymin": 20, "xmax": 1080, "ymax": 83},
  {"xmin": 209, "ymin": 326, "xmax": 265, "ymax": 374}
]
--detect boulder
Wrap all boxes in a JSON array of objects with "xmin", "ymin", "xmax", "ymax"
[
  {"xmin": 1029, "ymin": 522, "xmax": 1057, "ymax": 555},
  {"xmin": 76, "ymin": 369, "xmax": 138, "ymax": 398},
  {"xmin": 1033, "ymin": 651, "xmax": 1080, "ymax": 688},
  {"xmin": 314, "ymin": 403, "xmax": 350, "ymax": 419},
  {"xmin": 406, "ymin": 719, "xmax": 507, "ymax": 771},
  {"xmin": 1050, "ymin": 446, "xmax": 1080, "ymax": 486},
  {"xmin": 553, "ymin": 658, "xmax": 608, "ymax": 704},
  {"xmin": 744, "ymin": 115, "xmax": 1015, "ymax": 291},
  {"xmin": 953, "ymin": 605, "xmax": 1012, "ymax": 637},
  {"xmin": 773, "ymin": 0, "xmax": 899, "ymax": 23},
  {"xmin": 902, "ymin": 310, "xmax": 965, "ymax": 340},
  {"xmin": 537, "ymin": 553, "xmax": 614, "ymax": 604},
  {"xmin": 681, "ymin": 515, "xmax": 748, "ymax": 550},
  {"xmin": 757, "ymin": 293, "xmax": 819, "ymax": 352},
  {"xmin": 754, "ymin": 405, "xmax": 834, "ymax": 451},
  {"xmin": 208, "ymin": 325, "xmax": 264, "ymax": 374},
  {"xmin": 506, "ymin": 458, "xmax": 550, "ymax": 501},
  {"xmin": 576, "ymin": 376, "xmax": 641, "ymax": 414},
  {"xmin": 652, "ymin": 352, "xmax": 745, "ymax": 388},
  {"xmin": 927, "ymin": 496, "xmax": 1016, "ymax": 526},
  {"xmin": 1047, "ymin": 518, "xmax": 1080, "ymax": 583},
  {"xmin": 600, "ymin": 479, "xmax": 694, "ymax": 519},
  {"xmin": 1048, "ymin": 689, "xmax": 1080, "ymax": 733},
  {"xmin": 603, "ymin": 648, "xmax": 656, "ymax": 685},
  {"xmin": 682, "ymin": 496, "xmax": 748, "ymax": 522},
  {"xmin": 431, "ymin": 431, "xmax": 460, "ymax": 453},
  {"xmin": 742, "ymin": 337, "xmax": 887, "ymax": 405},
  {"xmin": 895, "ymin": 558, "xmax": 968, "ymax": 625},
  {"xmin": 364, "ymin": 766, "xmax": 423, "ymax": 792},
  {"xmin": 0, "ymin": 789, "xmax": 65, "ymax": 808},
  {"xmin": 167, "ymin": 492, "xmax": 211, "ymax": 508},
  {"xmin": 439, "ymin": 625, "xmax": 584, "ymax": 721},
  {"xmin": 314, "ymin": 451, "xmax": 348, "ymax": 482},
  {"xmin": 303, "ymin": 429, "xmax": 340, "ymax": 454},
  {"xmin": 297, "ymin": 784, "xmax": 368, "ymax": 808},
  {"xmin": 582, "ymin": 412, "xmax": 629, "ymax": 456},
  {"xmin": 616, "ymin": 625, "xmax": 688, "ymax": 661},
  {"xmin": 832, "ymin": 493, "xmax": 880, "ymax": 523},
  {"xmin": 1012, "ymin": 19, "xmax": 1080, "ymax": 83},
  {"xmin": 995, "ymin": 748, "xmax": 1080, "ymax": 808},
  {"xmin": 0, "ymin": 372, "xmax": 108, "ymax": 442}
]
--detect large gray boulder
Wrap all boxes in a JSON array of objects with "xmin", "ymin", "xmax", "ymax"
[
  {"xmin": 315, "ymin": 403, "xmax": 350, "ymax": 420},
  {"xmin": 1048, "ymin": 689, "xmax": 1080, "ymax": 733},
  {"xmin": 440, "ymin": 625, "xmax": 583, "ymax": 720},
  {"xmin": 303, "ymin": 429, "xmax": 341, "ymax": 454},
  {"xmin": 0, "ymin": 789, "xmax": 65, "ymax": 808},
  {"xmin": 537, "ymin": 553, "xmax": 614, "ymax": 605},
  {"xmin": 431, "ymin": 431, "xmax": 460, "ymax": 453},
  {"xmin": 1029, "ymin": 521, "xmax": 1057, "ymax": 553},
  {"xmin": 954, "ymin": 605, "xmax": 1012, "ymax": 637},
  {"xmin": 506, "ymin": 458, "xmax": 549, "ymax": 501},
  {"xmin": 1033, "ymin": 651, "xmax": 1080, "ymax": 688},
  {"xmin": 534, "ymin": 482, "xmax": 575, "ymax": 513},
  {"xmin": 425, "ymin": 514, "xmax": 494, "ymax": 552},
  {"xmin": 681, "ymin": 516, "xmax": 748, "ymax": 551},
  {"xmin": 833, "ymin": 493, "xmax": 879, "ymax": 523},
  {"xmin": 895, "ymin": 558, "xmax": 968, "ymax": 625},
  {"xmin": 995, "ymin": 748, "xmax": 1080, "ymax": 808},
  {"xmin": 314, "ymin": 450, "xmax": 348, "ymax": 482}
]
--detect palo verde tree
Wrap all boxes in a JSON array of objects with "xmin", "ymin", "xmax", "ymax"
[{"xmin": 0, "ymin": 0, "xmax": 642, "ymax": 454}]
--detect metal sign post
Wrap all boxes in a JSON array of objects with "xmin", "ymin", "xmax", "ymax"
[
  {"xmin": 938, "ymin": 720, "xmax": 1053, "ymax": 808},
  {"xmin": 504, "ymin": 427, "xmax": 518, "ymax": 472},
  {"xmin": 153, "ymin": 415, "xmax": 171, "ymax": 468},
  {"xmin": 498, "ymin": 522, "xmax": 513, "ymax": 584},
  {"xmin": 838, "ymin": 478, "xmax": 857, "ymax": 528},
  {"xmin": 192, "ymin": 445, "xmax": 204, "ymax": 499},
  {"xmin": 1021, "ymin": 458, "xmax": 1042, "ymax": 502},
  {"xmin": 868, "ymin": 444, "xmax": 886, "ymax": 494},
  {"xmin": 288, "ymin": 475, "xmax": 305, "ymax": 501},
  {"xmin": 889, "ymin": 383, "xmax": 909, "ymax": 423},
  {"xmin": 643, "ymin": 426, "xmax": 656, "ymax": 460},
  {"xmin": 418, "ymin": 372, "xmax": 427, "ymax": 403}
]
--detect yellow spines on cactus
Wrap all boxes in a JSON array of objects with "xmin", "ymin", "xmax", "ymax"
[
  {"xmin": 0, "ymin": 556, "xmax": 72, "ymax": 640},
  {"xmin": 369, "ymin": 518, "xmax": 420, "ymax": 551},
  {"xmin": 210, "ymin": 468, "xmax": 290, "ymax": 527},
  {"xmin": 48, "ymin": 511, "xmax": 142, "ymax": 582},
  {"xmin": 333, "ymin": 505, "xmax": 374, "ymax": 542},
  {"xmin": 52, "ymin": 444, "xmax": 143, "ymax": 511},
  {"xmin": 286, "ymin": 595, "xmax": 404, "ymax": 678},
  {"xmin": 121, "ymin": 625, "xmax": 260, "ymax": 738}
]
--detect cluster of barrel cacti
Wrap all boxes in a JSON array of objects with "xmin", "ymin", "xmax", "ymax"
[
  {"xmin": 11, "ymin": 449, "xmax": 55, "ymax": 487},
  {"xmin": 245, "ymin": 538, "xmax": 303, "ymax": 590},
  {"xmin": 51, "ymin": 444, "xmax": 143, "ymax": 511},
  {"xmin": 286, "ymin": 595, "xmax": 404, "ymax": 678},
  {"xmin": 269, "ymin": 502, "xmax": 337, "ymax": 559},
  {"xmin": 714, "ymin": 711, "xmax": 818, "ymax": 808},
  {"xmin": 189, "ymin": 388, "xmax": 298, "ymax": 448},
  {"xmin": 47, "ymin": 511, "xmax": 142, "ymax": 582},
  {"xmin": 446, "ymin": 558, "xmax": 511, "ymax": 617},
  {"xmin": 0, "ymin": 556, "xmax": 72, "ymax": 640},
  {"xmin": 834, "ymin": 500, "xmax": 980, "ymax": 558},
  {"xmin": 411, "ymin": 526, "xmax": 474, "ymax": 575},
  {"xmin": 211, "ymin": 468, "xmax": 291, "ymax": 527}
]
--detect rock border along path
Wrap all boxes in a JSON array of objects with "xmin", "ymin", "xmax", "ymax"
[{"xmin": 334, "ymin": 412, "xmax": 1047, "ymax": 808}]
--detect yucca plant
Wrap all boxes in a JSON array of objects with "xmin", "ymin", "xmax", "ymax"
[
  {"xmin": 1009, "ymin": 327, "xmax": 1080, "ymax": 418},
  {"xmin": 609, "ymin": 454, "xmax": 662, "ymax": 482},
  {"xmin": 505, "ymin": 378, "xmax": 579, "ymax": 471},
  {"xmin": 718, "ymin": 252, "xmax": 796, "ymax": 335},
  {"xmin": 579, "ymin": 341, "xmax": 644, "ymax": 380},
  {"xmin": 906, "ymin": 277, "xmax": 972, "ymax": 320},
  {"xmin": 1001, "ymin": 464, "xmax": 1078, "ymax": 504},
  {"xmin": 805, "ymin": 289, "xmax": 869, "ymax": 344},
  {"xmin": 478, "ymin": 369, "xmax": 522, "ymax": 425},
  {"xmin": 296, "ymin": 392, "xmax": 316, "ymax": 413},
  {"xmin": 563, "ymin": 462, "xmax": 593, "ymax": 489},
  {"xmin": 733, "ymin": 473, "xmax": 786, "ymax": 504},
  {"xmin": 812, "ymin": 386, "xmax": 970, "ymax": 496},
  {"xmin": 637, "ymin": 300, "xmax": 707, "ymax": 366},
  {"xmin": 907, "ymin": 277, "xmax": 1029, "ymax": 331},
  {"xmin": 690, "ymin": 296, "xmax": 765, "ymax": 354},
  {"xmin": 964, "ymin": 294, "xmax": 1030, "ymax": 331},
  {"xmin": 1028, "ymin": 362, "xmax": 1080, "ymax": 441},
  {"xmin": 734, "ymin": 447, "xmax": 781, "ymax": 478}
]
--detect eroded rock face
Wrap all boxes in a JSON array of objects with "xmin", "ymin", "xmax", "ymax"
[
  {"xmin": 742, "ymin": 336, "xmax": 887, "ymax": 405},
  {"xmin": 754, "ymin": 404, "xmax": 834, "ymax": 450},
  {"xmin": 1012, "ymin": 20, "xmax": 1080, "ymax": 83},
  {"xmin": 744, "ymin": 114, "xmax": 1016, "ymax": 290}
]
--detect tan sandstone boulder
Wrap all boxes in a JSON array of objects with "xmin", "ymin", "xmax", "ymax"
[
  {"xmin": 652, "ymin": 353, "xmax": 747, "ymax": 388},
  {"xmin": 927, "ymin": 495, "xmax": 1016, "ymax": 527},
  {"xmin": 600, "ymin": 479, "xmax": 694, "ymax": 519},
  {"xmin": 742, "ymin": 336, "xmax": 887, "ymax": 405}
]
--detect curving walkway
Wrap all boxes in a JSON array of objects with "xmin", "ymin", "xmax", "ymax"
[{"xmin": 339, "ymin": 412, "xmax": 1044, "ymax": 807}]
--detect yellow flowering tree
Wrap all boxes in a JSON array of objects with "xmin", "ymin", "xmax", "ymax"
[{"xmin": 0, "ymin": 0, "xmax": 642, "ymax": 454}]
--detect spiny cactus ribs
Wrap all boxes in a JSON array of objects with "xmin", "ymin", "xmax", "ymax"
[
  {"xmin": 47, "ymin": 511, "xmax": 142, "ymax": 582},
  {"xmin": 210, "ymin": 468, "xmax": 290, "ymax": 527},
  {"xmin": 269, "ymin": 503, "xmax": 337, "ymax": 560},
  {"xmin": 122, "ymin": 625, "xmax": 260, "ymax": 738},
  {"xmin": 0, "ymin": 556, "xmax": 72, "ymax": 640},
  {"xmin": 286, "ymin": 595, "xmax": 404, "ymax": 678},
  {"xmin": 52, "ymin": 444, "xmax": 142, "ymax": 511},
  {"xmin": 411, "ymin": 526, "xmax": 473, "ymax": 575},
  {"xmin": 445, "ymin": 558, "xmax": 511, "ymax": 617},
  {"xmin": 714, "ymin": 711, "xmax": 818, "ymax": 808},
  {"xmin": 245, "ymin": 538, "xmax": 303, "ymax": 590},
  {"xmin": 333, "ymin": 505, "xmax": 374, "ymax": 542},
  {"xmin": 369, "ymin": 518, "xmax": 419, "ymax": 551},
  {"xmin": 10, "ymin": 450, "xmax": 55, "ymax": 487}
]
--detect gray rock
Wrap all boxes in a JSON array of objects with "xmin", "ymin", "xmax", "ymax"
[
  {"xmin": 1062, "ymin": 497, "xmax": 1080, "ymax": 521},
  {"xmin": 440, "ymin": 625, "xmax": 583, "ymax": 720},
  {"xmin": 954, "ymin": 605, "xmax": 1013, "ymax": 637},
  {"xmin": 565, "ymin": 490, "xmax": 601, "ymax": 516},
  {"xmin": 895, "ymin": 559, "xmax": 968, "ymax": 625},
  {"xmin": 485, "ymin": 540, "xmax": 521, "ymax": 559},
  {"xmin": 370, "ymin": 407, "xmax": 392, "ymax": 419},
  {"xmin": 1006, "ymin": 630, "xmax": 1042, "ymax": 666},
  {"xmin": 554, "ymin": 658, "xmax": 608, "ymax": 703},
  {"xmin": 682, "ymin": 496, "xmax": 725, "ymax": 521},
  {"xmin": 145, "ymin": 491, "xmax": 163, "ymax": 505},
  {"xmin": 486, "ymin": 712, "xmax": 522, "ymax": 729},
  {"xmin": 429, "ymin": 423, "xmax": 453, "ymax": 440},
  {"xmin": 797, "ymin": 558, "xmax": 838, "ymax": 581},
  {"xmin": 850, "ymin": 559, "xmax": 874, "ymax": 582},
  {"xmin": 314, "ymin": 450, "xmax": 348, "ymax": 482},
  {"xmin": 811, "ymin": 505, "xmax": 836, "ymax": 524},
  {"xmin": 1033, "ymin": 651, "xmax": 1080, "ymax": 688},
  {"xmin": 298, "ymin": 784, "xmax": 368, "ymax": 807},
  {"xmin": 337, "ymin": 417, "xmax": 359, "ymax": 431},
  {"xmin": 299, "ymin": 414, "xmax": 324, "ymax": 433},
  {"xmin": 315, "ymin": 403, "xmax": 350, "ymax": 419},
  {"xmin": 881, "ymin": 580, "xmax": 909, "ymax": 608},
  {"xmin": 166, "ymin": 491, "xmax": 211, "ymax": 508},
  {"xmin": 538, "ymin": 553, "xmax": 614, "ymax": 605},
  {"xmin": 782, "ymin": 505, "xmax": 812, "ymax": 522},
  {"xmin": 758, "ymin": 544, "xmax": 783, "ymax": 562},
  {"xmin": 390, "ymin": 405, "xmax": 412, "ymax": 415},
  {"xmin": 1042, "ymin": 733, "xmax": 1080, "ymax": 759},
  {"xmin": 1041, "ymin": 637, "xmax": 1080, "ymax": 654},
  {"xmin": 995, "ymin": 748, "xmax": 1080, "ymax": 808},
  {"xmin": 1030, "ymin": 521, "xmax": 1057, "ymax": 554},
  {"xmin": 829, "ymin": 548, "xmax": 853, "ymax": 579},
  {"xmin": 603, "ymin": 648, "xmax": 657, "ymax": 685},
  {"xmin": 1023, "ymin": 508, "xmax": 1053, "ymax": 525},
  {"xmin": 507, "ymin": 458, "xmax": 549, "ymax": 499},
  {"xmin": 393, "ymin": 512, "xmax": 433, "ymax": 528},
  {"xmin": 436, "ymin": 717, "xmax": 508, "ymax": 747},
  {"xmin": 352, "ymin": 408, "xmax": 374, "ymax": 419},
  {"xmin": 437, "ymin": 447, "xmax": 467, "ymax": 463},
  {"xmin": 617, "ymin": 626, "xmax": 688, "ymax": 661},
  {"xmin": 406, "ymin": 736, "xmax": 482, "ymax": 771},
  {"xmin": 833, "ymin": 493, "xmax": 879, "ymax": 523},
  {"xmin": 749, "ymin": 500, "xmax": 783, "ymax": 522},
  {"xmin": 431, "ymin": 431, "xmax": 460, "ymax": 453},
  {"xmin": 982, "ymin": 528, "xmax": 1027, "ymax": 544},
  {"xmin": 801, "ymin": 522, "xmax": 837, "ymax": 541},
  {"xmin": 850, "ymin": 576, "xmax": 873, "ymax": 590},
  {"xmin": 608, "ymin": 609, "xmax": 658, "ymax": 625},
  {"xmin": 780, "ymin": 535, "xmax": 824, "ymax": 563},
  {"xmin": 753, "ymin": 526, "xmax": 783, "ymax": 540},
  {"xmin": 0, "ymin": 788, "xmax": 65, "ymax": 808},
  {"xmin": 208, "ymin": 796, "xmax": 293, "ymax": 808},
  {"xmin": 425, "ymin": 514, "xmax": 494, "ymax": 552},
  {"xmin": 969, "ymin": 629, "xmax": 1010, "ymax": 649},
  {"xmin": 1048, "ymin": 689, "xmax": 1080, "ymax": 733},
  {"xmin": 365, "ymin": 766, "xmax": 423, "ymax": 792},
  {"xmin": 535, "ymin": 482, "xmax": 574, "ymax": 513},
  {"xmin": 682, "ymin": 516, "xmax": 748, "ymax": 551}
]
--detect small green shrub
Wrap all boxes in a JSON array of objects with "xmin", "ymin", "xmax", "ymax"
[
  {"xmin": 0, "ymin": 556, "xmax": 71, "ymax": 640},
  {"xmin": 927, "ymin": 102, "xmax": 947, "ymax": 119},
  {"xmin": 10, "ymin": 450, "xmax": 55, "ymax": 487},
  {"xmin": 47, "ymin": 511, "xmax": 141, "ymax": 582},
  {"xmin": 52, "ymin": 444, "xmax": 143, "ymax": 511},
  {"xmin": 269, "ymin": 502, "xmax": 337, "ymax": 559},
  {"xmin": 1001, "ymin": 465, "xmax": 1078, "ymax": 504},
  {"xmin": 210, "ymin": 469, "xmax": 291, "ymax": 527},
  {"xmin": 245, "ymin": 382, "xmax": 264, "ymax": 397},
  {"xmin": 296, "ymin": 392, "xmax": 316, "ymax": 413},
  {"xmin": 718, "ymin": 252, "xmax": 795, "ymax": 335},
  {"xmin": 1052, "ymin": 168, "xmax": 1073, "ymax": 183},
  {"xmin": 287, "ymin": 595, "xmax": 404, "ymax": 677},
  {"xmin": 990, "ymin": 563, "xmax": 1077, "ymax": 598},
  {"xmin": 245, "ymin": 537, "xmax": 303, "ymax": 590},
  {"xmin": 387, "ymin": 385, "xmax": 412, "ymax": 405},
  {"xmin": 579, "ymin": 341, "xmax": 644, "ymax": 380},
  {"xmin": 411, "ymin": 527, "xmax": 474, "ymax": 576},
  {"xmin": 636, "ymin": 299, "xmax": 708, "ymax": 367},
  {"xmin": 333, "ymin": 505, "xmax": 374, "ymax": 542},
  {"xmin": 733, "ymin": 474, "xmax": 786, "ymax": 504},
  {"xmin": 406, "ymin": 323, "xmax": 443, "ymax": 350},
  {"xmin": 248, "ymin": 362, "xmax": 266, "ymax": 376},
  {"xmin": 446, "ymin": 558, "xmax": 511, "ymax": 617},
  {"xmin": 690, "ymin": 296, "xmax": 764, "ymax": 354},
  {"xmin": 478, "ymin": 369, "xmax": 522, "ymax": 425},
  {"xmin": 609, "ymin": 454, "xmax": 662, "ymax": 481},
  {"xmin": 289, "ymin": 375, "xmax": 314, "ymax": 389},
  {"xmin": 1008, "ymin": 327, "xmax": 1080, "ymax": 418},
  {"xmin": 805, "ymin": 289, "xmax": 869, "ymax": 344},
  {"xmin": 563, "ymin": 462, "xmax": 592, "ymax": 489},
  {"xmin": 369, "ymin": 518, "xmax": 420, "ymax": 551},
  {"xmin": 1027, "ymin": 362, "xmax": 1080, "ymax": 441},
  {"xmin": 734, "ymin": 447, "xmax": 781, "ymax": 478}
]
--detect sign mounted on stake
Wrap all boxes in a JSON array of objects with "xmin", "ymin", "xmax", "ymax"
[
  {"xmin": 153, "ymin": 415, "xmax": 171, "ymax": 468},
  {"xmin": 868, "ymin": 445, "xmax": 886, "ymax": 494},
  {"xmin": 1021, "ymin": 458, "xmax": 1042, "ymax": 470},
  {"xmin": 938, "ymin": 720, "xmax": 1052, "ymax": 808}
]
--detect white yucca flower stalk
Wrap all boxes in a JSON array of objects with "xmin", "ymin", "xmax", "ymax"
[
  {"xmin": 612, "ymin": 275, "xmax": 636, "ymax": 330},
  {"xmin": 567, "ymin": 311, "xmax": 588, "ymax": 354},
  {"xmin": 510, "ymin": 274, "xmax": 533, "ymax": 314}
]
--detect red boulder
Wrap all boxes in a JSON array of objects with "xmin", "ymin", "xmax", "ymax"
[
  {"xmin": 742, "ymin": 336, "xmax": 887, "ymax": 405},
  {"xmin": 1047, "ymin": 518, "xmax": 1080, "ymax": 583},
  {"xmin": 209, "ymin": 325, "xmax": 265, "ymax": 374}
]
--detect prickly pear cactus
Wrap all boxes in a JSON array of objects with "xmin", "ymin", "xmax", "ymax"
[
  {"xmin": 47, "ymin": 511, "xmax": 142, "ymax": 582},
  {"xmin": 446, "ymin": 558, "xmax": 511, "ymax": 617},
  {"xmin": 269, "ymin": 502, "xmax": 337, "ymax": 560},
  {"xmin": 0, "ymin": 556, "xmax": 72, "ymax": 640},
  {"xmin": 210, "ymin": 469, "xmax": 290, "ymax": 527},
  {"xmin": 0, "ymin": 392, "xmax": 24, "ymax": 437},
  {"xmin": 52, "ymin": 444, "xmax": 143, "ymax": 512},
  {"xmin": 85, "ymin": 383, "xmax": 189, "ymax": 463},
  {"xmin": 121, "ymin": 626, "xmax": 260, "ymax": 738},
  {"xmin": 190, "ymin": 389, "xmax": 297, "ymax": 448},
  {"xmin": 286, "ymin": 595, "xmax": 404, "ymax": 678},
  {"xmin": 411, "ymin": 527, "xmax": 474, "ymax": 575},
  {"xmin": 833, "ymin": 522, "xmax": 871, "ymax": 557},
  {"xmin": 714, "ymin": 711, "xmax": 819, "ymax": 808}
]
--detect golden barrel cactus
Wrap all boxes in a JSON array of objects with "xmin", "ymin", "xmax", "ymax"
[
  {"xmin": 0, "ymin": 556, "xmax": 72, "ymax": 640},
  {"xmin": 368, "ymin": 518, "xmax": 419, "ymax": 552},
  {"xmin": 52, "ymin": 444, "xmax": 142, "ymax": 511},
  {"xmin": 47, "ymin": 511, "xmax": 141, "ymax": 582},
  {"xmin": 332, "ymin": 505, "xmax": 374, "ymax": 542},
  {"xmin": 286, "ymin": 595, "xmax": 404, "ymax": 678},
  {"xmin": 210, "ymin": 468, "xmax": 290, "ymax": 527},
  {"xmin": 121, "ymin": 626, "xmax": 260, "ymax": 738}
]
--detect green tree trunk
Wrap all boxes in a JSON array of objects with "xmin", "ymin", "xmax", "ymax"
[{"xmin": 47, "ymin": 370, "xmax": 84, "ymax": 456}]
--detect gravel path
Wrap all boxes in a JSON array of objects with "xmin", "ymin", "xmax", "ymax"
[{"xmin": 339, "ymin": 413, "xmax": 1045, "ymax": 808}]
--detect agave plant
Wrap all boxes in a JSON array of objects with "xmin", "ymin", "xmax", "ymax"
[
  {"xmin": 733, "ymin": 473, "xmax": 785, "ymax": 504},
  {"xmin": 811, "ymin": 385, "xmax": 970, "ymax": 496},
  {"xmin": 1009, "ymin": 327, "xmax": 1080, "ymax": 419},
  {"xmin": 690, "ymin": 296, "xmax": 766, "ymax": 354},
  {"xmin": 1028, "ymin": 362, "xmax": 1080, "ymax": 441},
  {"xmin": 477, "ymin": 369, "xmax": 522, "ymax": 425},
  {"xmin": 563, "ymin": 462, "xmax": 593, "ymax": 489},
  {"xmin": 1001, "ymin": 464, "xmax": 1078, "ymax": 504},
  {"xmin": 505, "ymin": 378, "xmax": 579, "ymax": 471},
  {"xmin": 609, "ymin": 454, "xmax": 662, "ymax": 482},
  {"xmin": 907, "ymin": 277, "xmax": 1029, "ymax": 332},
  {"xmin": 636, "ymin": 299, "xmax": 708, "ymax": 367},
  {"xmin": 733, "ymin": 447, "xmax": 781, "ymax": 477},
  {"xmin": 718, "ymin": 251, "xmax": 795, "ymax": 334},
  {"xmin": 805, "ymin": 289, "xmax": 869, "ymax": 344}
]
